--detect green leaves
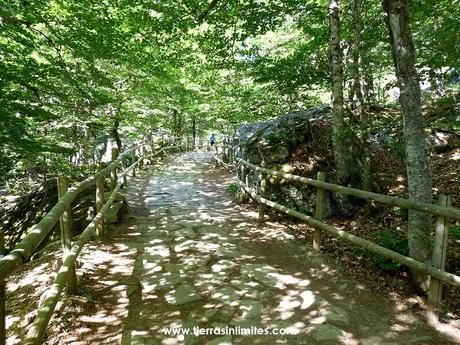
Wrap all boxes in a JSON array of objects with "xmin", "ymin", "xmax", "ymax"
[{"xmin": 1, "ymin": 0, "xmax": 459, "ymax": 186}]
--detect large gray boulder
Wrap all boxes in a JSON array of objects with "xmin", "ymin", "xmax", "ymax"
[
  {"xmin": 235, "ymin": 106, "xmax": 338, "ymax": 217},
  {"xmin": 236, "ymin": 106, "xmax": 330, "ymax": 164}
]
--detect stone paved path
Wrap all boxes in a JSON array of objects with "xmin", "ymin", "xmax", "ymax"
[{"xmin": 54, "ymin": 152, "xmax": 457, "ymax": 345}]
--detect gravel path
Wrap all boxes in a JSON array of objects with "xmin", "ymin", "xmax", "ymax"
[{"xmin": 42, "ymin": 152, "xmax": 457, "ymax": 344}]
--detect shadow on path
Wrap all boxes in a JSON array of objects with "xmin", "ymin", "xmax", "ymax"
[{"xmin": 36, "ymin": 152, "xmax": 459, "ymax": 345}]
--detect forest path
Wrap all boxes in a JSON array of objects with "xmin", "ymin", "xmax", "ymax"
[{"xmin": 49, "ymin": 152, "xmax": 453, "ymax": 345}]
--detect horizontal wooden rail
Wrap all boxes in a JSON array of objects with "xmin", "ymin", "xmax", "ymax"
[
  {"xmin": 212, "ymin": 144, "xmax": 236, "ymax": 168},
  {"xmin": 23, "ymin": 156, "xmax": 143, "ymax": 345},
  {"xmin": 23, "ymin": 185, "xmax": 121, "ymax": 345},
  {"xmin": 20, "ymin": 143, "xmax": 183, "ymax": 344},
  {"xmin": 0, "ymin": 140, "xmax": 182, "ymax": 345},
  {"xmin": 0, "ymin": 144, "xmax": 176, "ymax": 281},
  {"xmin": 238, "ymin": 179, "xmax": 460, "ymax": 289},
  {"xmin": 0, "ymin": 149, "xmax": 131, "ymax": 281},
  {"xmin": 237, "ymin": 158, "xmax": 460, "ymax": 220},
  {"xmin": 213, "ymin": 155, "xmax": 233, "ymax": 170}
]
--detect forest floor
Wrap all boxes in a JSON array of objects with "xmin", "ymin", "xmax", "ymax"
[
  {"xmin": 5, "ymin": 152, "xmax": 460, "ymax": 344},
  {"xmin": 283, "ymin": 95, "xmax": 460, "ymax": 323}
]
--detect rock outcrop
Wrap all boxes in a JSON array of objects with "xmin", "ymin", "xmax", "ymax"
[
  {"xmin": 235, "ymin": 106, "xmax": 331, "ymax": 164},
  {"xmin": 234, "ymin": 105, "xmax": 378, "ymax": 217},
  {"xmin": 430, "ymin": 129, "xmax": 460, "ymax": 152},
  {"xmin": 235, "ymin": 106, "xmax": 338, "ymax": 217}
]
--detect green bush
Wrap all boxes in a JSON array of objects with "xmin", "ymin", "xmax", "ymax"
[
  {"xmin": 381, "ymin": 141, "xmax": 405, "ymax": 157},
  {"xmin": 435, "ymin": 95, "xmax": 457, "ymax": 106},
  {"xmin": 450, "ymin": 224, "xmax": 460, "ymax": 240},
  {"xmin": 393, "ymin": 206, "xmax": 408, "ymax": 220},
  {"xmin": 227, "ymin": 182, "xmax": 239, "ymax": 199},
  {"xmin": 352, "ymin": 247, "xmax": 370, "ymax": 258},
  {"xmin": 374, "ymin": 230, "xmax": 409, "ymax": 273}
]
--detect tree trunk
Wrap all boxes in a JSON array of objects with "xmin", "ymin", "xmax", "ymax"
[
  {"xmin": 347, "ymin": 79, "xmax": 355, "ymax": 109},
  {"xmin": 172, "ymin": 109, "xmax": 178, "ymax": 138},
  {"xmin": 383, "ymin": 0, "xmax": 433, "ymax": 291},
  {"xmin": 328, "ymin": 0, "xmax": 375, "ymax": 213},
  {"xmin": 192, "ymin": 116, "xmax": 196, "ymax": 150},
  {"xmin": 329, "ymin": 0, "xmax": 345, "ymax": 183},
  {"xmin": 71, "ymin": 124, "xmax": 80, "ymax": 166},
  {"xmin": 362, "ymin": 57, "xmax": 375, "ymax": 104},
  {"xmin": 112, "ymin": 119, "xmax": 122, "ymax": 152},
  {"xmin": 329, "ymin": 0, "xmax": 353, "ymax": 185},
  {"xmin": 351, "ymin": 0, "xmax": 365, "ymax": 122}
]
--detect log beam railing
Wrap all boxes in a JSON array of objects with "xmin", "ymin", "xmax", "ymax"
[
  {"xmin": 0, "ymin": 142, "xmax": 183, "ymax": 345},
  {"xmin": 23, "ymin": 154, "xmax": 145, "ymax": 345},
  {"xmin": 236, "ymin": 157, "xmax": 460, "ymax": 321}
]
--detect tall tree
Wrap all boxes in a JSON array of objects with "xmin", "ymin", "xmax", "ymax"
[
  {"xmin": 350, "ymin": 0, "xmax": 364, "ymax": 121},
  {"xmin": 329, "ymin": 0, "xmax": 359, "ymax": 189},
  {"xmin": 383, "ymin": 0, "xmax": 433, "ymax": 290},
  {"xmin": 329, "ymin": 0, "xmax": 347, "ymax": 183}
]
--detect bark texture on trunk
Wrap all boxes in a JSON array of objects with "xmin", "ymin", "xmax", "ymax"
[
  {"xmin": 112, "ymin": 119, "xmax": 122, "ymax": 152},
  {"xmin": 192, "ymin": 116, "xmax": 196, "ymax": 150},
  {"xmin": 172, "ymin": 108, "xmax": 182, "ymax": 139},
  {"xmin": 328, "ymin": 0, "xmax": 378, "ymax": 214},
  {"xmin": 383, "ymin": 0, "xmax": 433, "ymax": 288},
  {"xmin": 329, "ymin": 0, "xmax": 345, "ymax": 182},
  {"xmin": 362, "ymin": 57, "xmax": 375, "ymax": 104},
  {"xmin": 329, "ymin": 0, "xmax": 356, "ymax": 186},
  {"xmin": 351, "ymin": 0, "xmax": 364, "ymax": 121}
]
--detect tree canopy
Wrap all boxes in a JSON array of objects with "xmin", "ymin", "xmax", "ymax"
[{"xmin": 1, "ymin": 0, "xmax": 459, "ymax": 185}]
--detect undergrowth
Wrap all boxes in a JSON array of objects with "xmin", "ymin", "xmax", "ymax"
[
  {"xmin": 227, "ymin": 182, "xmax": 239, "ymax": 199},
  {"xmin": 450, "ymin": 224, "xmax": 460, "ymax": 240},
  {"xmin": 353, "ymin": 229, "xmax": 409, "ymax": 273}
]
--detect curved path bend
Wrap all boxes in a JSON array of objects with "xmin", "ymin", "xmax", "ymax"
[{"xmin": 49, "ymin": 152, "xmax": 455, "ymax": 345}]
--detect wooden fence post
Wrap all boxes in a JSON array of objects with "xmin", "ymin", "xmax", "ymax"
[
  {"xmin": 121, "ymin": 155, "xmax": 128, "ymax": 187},
  {"xmin": 96, "ymin": 163, "xmax": 105, "ymax": 238},
  {"xmin": 57, "ymin": 176, "xmax": 77, "ymax": 294},
  {"xmin": 239, "ymin": 162, "xmax": 248, "ymax": 202},
  {"xmin": 110, "ymin": 147, "xmax": 119, "ymax": 192},
  {"xmin": 245, "ymin": 166, "xmax": 251, "ymax": 191},
  {"xmin": 243, "ymin": 162, "xmax": 250, "ymax": 200},
  {"xmin": 427, "ymin": 194, "xmax": 451, "ymax": 324},
  {"xmin": 139, "ymin": 145, "xmax": 145, "ymax": 163},
  {"xmin": 313, "ymin": 172, "xmax": 326, "ymax": 251},
  {"xmin": 259, "ymin": 170, "xmax": 267, "ymax": 224},
  {"xmin": 0, "ymin": 228, "xmax": 5, "ymax": 345},
  {"xmin": 132, "ymin": 152, "xmax": 136, "ymax": 177}
]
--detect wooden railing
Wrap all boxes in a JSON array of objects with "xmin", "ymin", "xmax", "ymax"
[
  {"xmin": 236, "ymin": 156, "xmax": 460, "ymax": 324},
  {"xmin": 0, "ymin": 141, "xmax": 185, "ymax": 345},
  {"xmin": 212, "ymin": 144, "xmax": 236, "ymax": 169}
]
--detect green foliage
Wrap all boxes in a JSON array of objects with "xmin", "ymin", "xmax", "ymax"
[
  {"xmin": 1, "ymin": 0, "xmax": 459, "ymax": 191},
  {"xmin": 374, "ymin": 230, "xmax": 409, "ymax": 273},
  {"xmin": 352, "ymin": 230, "xmax": 409, "ymax": 273},
  {"xmin": 392, "ymin": 206, "xmax": 408, "ymax": 220},
  {"xmin": 352, "ymin": 247, "xmax": 370, "ymax": 258},
  {"xmin": 265, "ymin": 131, "xmax": 289, "ymax": 143},
  {"xmin": 226, "ymin": 183, "xmax": 239, "ymax": 199},
  {"xmin": 449, "ymin": 225, "xmax": 460, "ymax": 241},
  {"xmin": 381, "ymin": 141, "xmax": 405, "ymax": 158}
]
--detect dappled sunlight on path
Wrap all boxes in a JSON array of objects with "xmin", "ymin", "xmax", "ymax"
[{"xmin": 29, "ymin": 152, "xmax": 458, "ymax": 344}]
